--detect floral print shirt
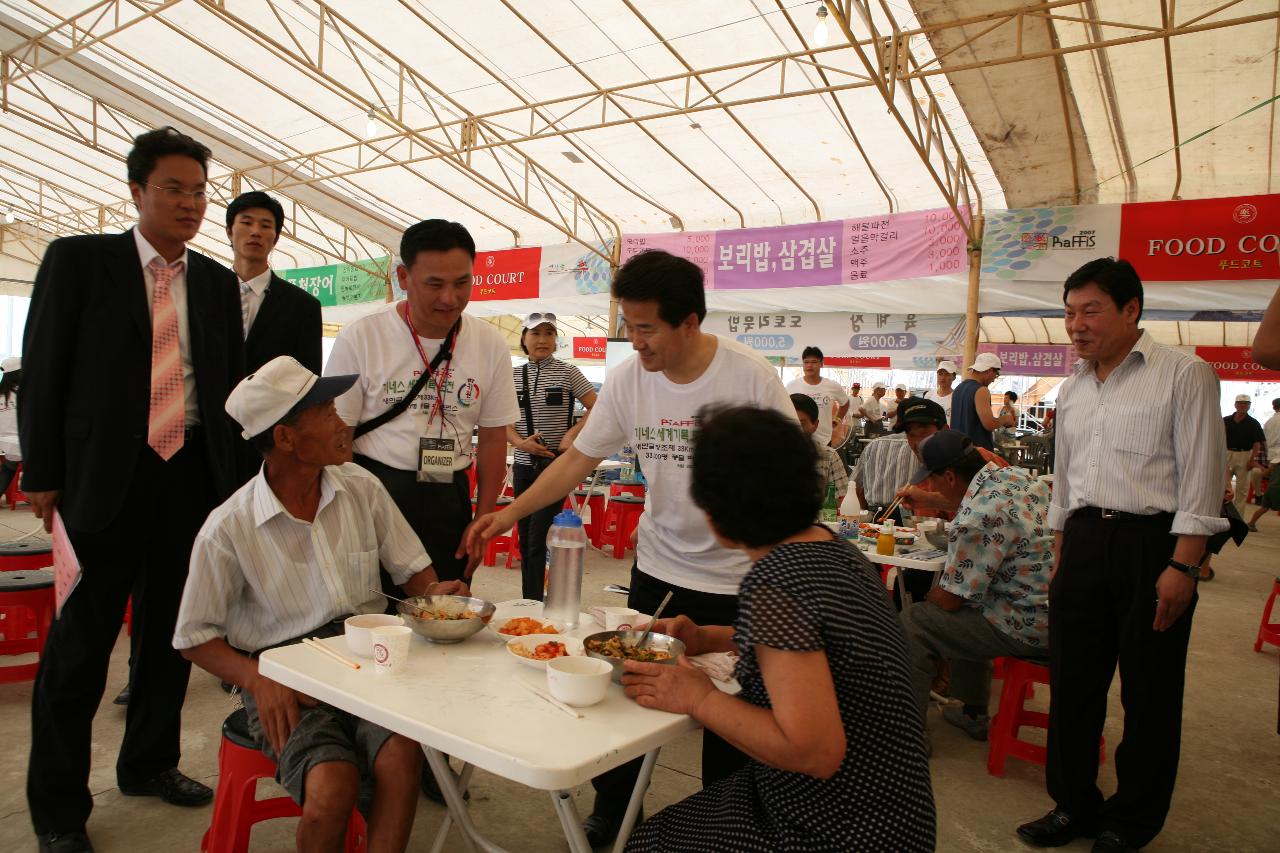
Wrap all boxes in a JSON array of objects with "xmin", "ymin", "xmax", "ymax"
[{"xmin": 940, "ymin": 463, "xmax": 1052, "ymax": 647}]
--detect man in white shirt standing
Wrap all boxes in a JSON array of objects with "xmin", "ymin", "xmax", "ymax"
[
  {"xmin": 1265, "ymin": 399, "xmax": 1280, "ymax": 463},
  {"xmin": 1016, "ymin": 259, "xmax": 1226, "ymax": 853},
  {"xmin": 464, "ymin": 249, "xmax": 795, "ymax": 846},
  {"xmin": 786, "ymin": 346, "xmax": 849, "ymax": 447},
  {"xmin": 176, "ymin": 356, "xmax": 466, "ymax": 853},
  {"xmin": 884, "ymin": 383, "xmax": 909, "ymax": 418},
  {"xmin": 923, "ymin": 360, "xmax": 958, "ymax": 424},
  {"xmin": 859, "ymin": 381, "xmax": 889, "ymax": 434}
]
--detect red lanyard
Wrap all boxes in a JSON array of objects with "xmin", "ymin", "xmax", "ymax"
[{"xmin": 402, "ymin": 302, "xmax": 459, "ymax": 429}]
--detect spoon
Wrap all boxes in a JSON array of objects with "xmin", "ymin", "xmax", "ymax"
[
  {"xmin": 368, "ymin": 587, "xmax": 430, "ymax": 616},
  {"xmin": 630, "ymin": 590, "xmax": 673, "ymax": 651}
]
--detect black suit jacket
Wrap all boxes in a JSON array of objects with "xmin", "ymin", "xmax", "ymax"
[
  {"xmin": 244, "ymin": 272, "xmax": 323, "ymax": 374},
  {"xmin": 19, "ymin": 230, "xmax": 245, "ymax": 533}
]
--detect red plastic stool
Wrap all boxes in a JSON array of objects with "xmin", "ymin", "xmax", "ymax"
[
  {"xmin": 0, "ymin": 568, "xmax": 55, "ymax": 684},
  {"xmin": 601, "ymin": 495, "xmax": 645, "ymax": 560},
  {"xmin": 987, "ymin": 657, "xmax": 1103, "ymax": 777},
  {"xmin": 567, "ymin": 488, "xmax": 608, "ymax": 547},
  {"xmin": 1254, "ymin": 576, "xmax": 1280, "ymax": 653},
  {"xmin": 0, "ymin": 541, "xmax": 53, "ymax": 572},
  {"xmin": 609, "ymin": 481, "xmax": 646, "ymax": 499},
  {"xmin": 4, "ymin": 462, "xmax": 27, "ymax": 510},
  {"xmin": 202, "ymin": 709, "xmax": 367, "ymax": 853},
  {"xmin": 484, "ymin": 524, "xmax": 520, "ymax": 569}
]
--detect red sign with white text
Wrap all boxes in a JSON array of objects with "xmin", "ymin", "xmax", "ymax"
[
  {"xmin": 1194, "ymin": 346, "xmax": 1280, "ymax": 381},
  {"xmin": 824, "ymin": 356, "xmax": 892, "ymax": 368},
  {"xmin": 470, "ymin": 247, "xmax": 541, "ymax": 301},
  {"xmin": 573, "ymin": 336, "xmax": 607, "ymax": 360},
  {"xmin": 1119, "ymin": 194, "xmax": 1280, "ymax": 281}
]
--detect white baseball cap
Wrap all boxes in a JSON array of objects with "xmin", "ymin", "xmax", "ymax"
[
  {"xmin": 872, "ymin": 381, "xmax": 886, "ymax": 390},
  {"xmin": 971, "ymin": 352, "xmax": 1003, "ymax": 373},
  {"xmin": 225, "ymin": 356, "xmax": 358, "ymax": 440},
  {"xmin": 894, "ymin": 383, "xmax": 907, "ymax": 391},
  {"xmin": 1235, "ymin": 394, "xmax": 1252, "ymax": 403},
  {"xmin": 0, "ymin": 357, "xmax": 19, "ymax": 373},
  {"xmin": 936, "ymin": 360, "xmax": 958, "ymax": 374},
  {"xmin": 521, "ymin": 312, "xmax": 557, "ymax": 330}
]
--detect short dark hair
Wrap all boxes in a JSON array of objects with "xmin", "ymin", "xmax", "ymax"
[
  {"xmin": 247, "ymin": 409, "xmax": 303, "ymax": 457},
  {"xmin": 612, "ymin": 250, "xmax": 706, "ymax": 328},
  {"xmin": 0, "ymin": 369, "xmax": 19, "ymax": 404},
  {"xmin": 400, "ymin": 219, "xmax": 476, "ymax": 268},
  {"xmin": 802, "ymin": 346, "xmax": 824, "ymax": 361},
  {"xmin": 938, "ymin": 445, "xmax": 989, "ymax": 485},
  {"xmin": 1005, "ymin": 390, "xmax": 1019, "ymax": 403},
  {"xmin": 690, "ymin": 405, "xmax": 820, "ymax": 548},
  {"xmin": 1063, "ymin": 257, "xmax": 1144, "ymax": 320},
  {"xmin": 1274, "ymin": 398, "xmax": 1280, "ymax": 411},
  {"xmin": 790, "ymin": 393, "xmax": 820, "ymax": 423},
  {"xmin": 226, "ymin": 191, "xmax": 285, "ymax": 235},
  {"xmin": 126, "ymin": 126, "xmax": 211, "ymax": 186}
]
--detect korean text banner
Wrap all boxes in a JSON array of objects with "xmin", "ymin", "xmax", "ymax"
[
  {"xmin": 1193, "ymin": 346, "xmax": 1280, "ymax": 381},
  {"xmin": 702, "ymin": 311, "xmax": 962, "ymax": 370},
  {"xmin": 976, "ymin": 343, "xmax": 1076, "ymax": 377},
  {"xmin": 621, "ymin": 207, "xmax": 966, "ymax": 290},
  {"xmin": 280, "ymin": 257, "xmax": 390, "ymax": 307}
]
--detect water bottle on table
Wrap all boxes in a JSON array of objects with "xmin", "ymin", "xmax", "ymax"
[{"xmin": 544, "ymin": 509, "xmax": 587, "ymax": 628}]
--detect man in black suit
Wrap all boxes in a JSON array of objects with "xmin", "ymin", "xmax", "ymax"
[
  {"xmin": 227, "ymin": 190, "xmax": 323, "ymax": 374},
  {"xmin": 19, "ymin": 127, "xmax": 245, "ymax": 853}
]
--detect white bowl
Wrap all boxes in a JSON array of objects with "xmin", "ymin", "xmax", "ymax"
[
  {"xmin": 505, "ymin": 634, "xmax": 585, "ymax": 670},
  {"xmin": 484, "ymin": 600, "xmax": 565, "ymax": 641},
  {"xmin": 344, "ymin": 613, "xmax": 404, "ymax": 657},
  {"xmin": 545, "ymin": 656, "xmax": 613, "ymax": 707}
]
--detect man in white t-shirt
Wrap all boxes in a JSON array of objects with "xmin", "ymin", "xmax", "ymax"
[
  {"xmin": 884, "ymin": 383, "xmax": 909, "ymax": 418},
  {"xmin": 923, "ymin": 360, "xmax": 958, "ymax": 424},
  {"xmin": 326, "ymin": 219, "xmax": 520, "ymax": 585},
  {"xmin": 464, "ymin": 249, "xmax": 795, "ymax": 846},
  {"xmin": 860, "ymin": 381, "xmax": 889, "ymax": 433},
  {"xmin": 785, "ymin": 346, "xmax": 850, "ymax": 447}
]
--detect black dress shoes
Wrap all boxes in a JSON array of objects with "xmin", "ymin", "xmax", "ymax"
[
  {"xmin": 119, "ymin": 768, "xmax": 213, "ymax": 806},
  {"xmin": 111, "ymin": 685, "xmax": 129, "ymax": 706},
  {"xmin": 1017, "ymin": 809, "xmax": 1099, "ymax": 847},
  {"xmin": 1093, "ymin": 830, "xmax": 1141, "ymax": 852},
  {"xmin": 36, "ymin": 830, "xmax": 94, "ymax": 853}
]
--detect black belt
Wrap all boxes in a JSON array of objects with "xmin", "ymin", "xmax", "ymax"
[{"xmin": 1074, "ymin": 506, "xmax": 1175, "ymax": 524}]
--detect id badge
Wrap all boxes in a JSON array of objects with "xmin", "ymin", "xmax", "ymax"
[{"xmin": 418, "ymin": 437, "xmax": 457, "ymax": 483}]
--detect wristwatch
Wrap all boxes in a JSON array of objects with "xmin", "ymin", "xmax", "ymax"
[{"xmin": 1167, "ymin": 559, "xmax": 1201, "ymax": 580}]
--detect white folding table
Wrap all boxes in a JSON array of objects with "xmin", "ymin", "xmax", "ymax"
[{"xmin": 258, "ymin": 616, "xmax": 696, "ymax": 853}]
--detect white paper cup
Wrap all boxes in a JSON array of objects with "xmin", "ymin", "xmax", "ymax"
[
  {"xmin": 602, "ymin": 606, "xmax": 650, "ymax": 632},
  {"xmin": 371, "ymin": 625, "xmax": 412, "ymax": 674}
]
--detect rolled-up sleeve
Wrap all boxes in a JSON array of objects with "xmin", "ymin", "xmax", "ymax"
[
  {"xmin": 173, "ymin": 533, "xmax": 242, "ymax": 650},
  {"xmin": 1170, "ymin": 360, "xmax": 1230, "ymax": 536}
]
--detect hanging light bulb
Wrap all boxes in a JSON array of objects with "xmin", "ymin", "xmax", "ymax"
[
  {"xmin": 365, "ymin": 107, "xmax": 378, "ymax": 140},
  {"xmin": 2, "ymin": 210, "xmax": 14, "ymax": 224},
  {"xmin": 813, "ymin": 5, "xmax": 830, "ymax": 46}
]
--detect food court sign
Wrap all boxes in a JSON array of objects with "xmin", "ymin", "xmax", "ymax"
[{"xmin": 1194, "ymin": 346, "xmax": 1280, "ymax": 381}]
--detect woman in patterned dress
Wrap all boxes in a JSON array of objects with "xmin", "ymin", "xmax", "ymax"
[{"xmin": 621, "ymin": 405, "xmax": 935, "ymax": 852}]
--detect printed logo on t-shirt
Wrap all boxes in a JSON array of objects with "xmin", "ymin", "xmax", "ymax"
[
  {"xmin": 634, "ymin": 418, "xmax": 698, "ymax": 470},
  {"xmin": 457, "ymin": 378, "xmax": 481, "ymax": 408}
]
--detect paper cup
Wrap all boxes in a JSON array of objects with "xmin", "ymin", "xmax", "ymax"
[
  {"xmin": 602, "ymin": 606, "xmax": 648, "ymax": 632},
  {"xmin": 371, "ymin": 625, "xmax": 412, "ymax": 674}
]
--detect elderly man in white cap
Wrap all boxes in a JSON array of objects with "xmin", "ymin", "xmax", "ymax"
[
  {"xmin": 857, "ymin": 381, "xmax": 890, "ymax": 435},
  {"xmin": 1223, "ymin": 393, "xmax": 1267, "ymax": 513},
  {"xmin": 174, "ymin": 356, "xmax": 468, "ymax": 853},
  {"xmin": 923, "ymin": 360, "xmax": 958, "ymax": 424},
  {"xmin": 950, "ymin": 353, "xmax": 1017, "ymax": 451},
  {"xmin": 884, "ymin": 383, "xmax": 910, "ymax": 419}
]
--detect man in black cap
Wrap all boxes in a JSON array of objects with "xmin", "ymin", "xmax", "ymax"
[
  {"xmin": 893, "ymin": 397, "xmax": 1010, "ymax": 519},
  {"xmin": 899, "ymin": 430, "xmax": 1053, "ymax": 741}
]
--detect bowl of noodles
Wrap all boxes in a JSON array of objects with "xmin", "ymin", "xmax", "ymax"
[
  {"xmin": 395, "ymin": 595, "xmax": 494, "ymax": 643},
  {"xmin": 583, "ymin": 630, "xmax": 686, "ymax": 684}
]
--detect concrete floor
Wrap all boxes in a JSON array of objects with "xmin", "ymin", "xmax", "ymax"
[{"xmin": 0, "ymin": 504, "xmax": 1277, "ymax": 852}]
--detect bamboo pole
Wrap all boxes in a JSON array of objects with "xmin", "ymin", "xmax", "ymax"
[{"xmin": 963, "ymin": 214, "xmax": 987, "ymax": 370}]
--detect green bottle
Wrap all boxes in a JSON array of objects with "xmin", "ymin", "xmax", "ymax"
[{"xmin": 820, "ymin": 482, "xmax": 838, "ymax": 522}]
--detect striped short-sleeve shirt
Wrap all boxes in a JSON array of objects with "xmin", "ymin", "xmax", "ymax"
[{"xmin": 512, "ymin": 356, "xmax": 595, "ymax": 465}]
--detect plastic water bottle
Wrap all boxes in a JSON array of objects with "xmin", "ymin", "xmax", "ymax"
[{"xmin": 544, "ymin": 510, "xmax": 587, "ymax": 628}]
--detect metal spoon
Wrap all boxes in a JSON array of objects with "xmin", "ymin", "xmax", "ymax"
[
  {"xmin": 630, "ymin": 590, "xmax": 673, "ymax": 651},
  {"xmin": 368, "ymin": 587, "xmax": 429, "ymax": 616}
]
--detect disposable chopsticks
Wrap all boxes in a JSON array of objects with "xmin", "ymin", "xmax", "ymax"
[
  {"xmin": 519, "ymin": 679, "xmax": 582, "ymax": 719},
  {"xmin": 302, "ymin": 637, "xmax": 361, "ymax": 670}
]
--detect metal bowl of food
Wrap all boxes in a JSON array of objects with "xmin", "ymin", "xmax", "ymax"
[
  {"xmin": 583, "ymin": 630, "xmax": 686, "ymax": 684},
  {"xmin": 396, "ymin": 595, "xmax": 495, "ymax": 644},
  {"xmin": 923, "ymin": 522, "xmax": 949, "ymax": 550}
]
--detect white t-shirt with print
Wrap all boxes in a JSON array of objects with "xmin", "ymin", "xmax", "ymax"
[
  {"xmin": 574, "ymin": 335, "xmax": 796, "ymax": 595},
  {"xmin": 326, "ymin": 306, "xmax": 520, "ymax": 471},
  {"xmin": 785, "ymin": 377, "xmax": 849, "ymax": 446},
  {"xmin": 924, "ymin": 388, "xmax": 954, "ymax": 423}
]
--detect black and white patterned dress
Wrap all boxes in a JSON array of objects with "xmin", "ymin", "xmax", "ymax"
[{"xmin": 625, "ymin": 538, "xmax": 936, "ymax": 852}]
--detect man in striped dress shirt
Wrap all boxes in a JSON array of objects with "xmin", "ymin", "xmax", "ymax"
[
  {"xmin": 1016, "ymin": 259, "xmax": 1227, "ymax": 853},
  {"xmin": 852, "ymin": 429, "xmax": 918, "ymax": 520},
  {"xmin": 175, "ymin": 357, "xmax": 468, "ymax": 853}
]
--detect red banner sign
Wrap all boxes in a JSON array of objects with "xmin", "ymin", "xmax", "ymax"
[
  {"xmin": 823, "ymin": 356, "xmax": 892, "ymax": 368},
  {"xmin": 572, "ymin": 336, "xmax": 607, "ymax": 360},
  {"xmin": 1120, "ymin": 194, "xmax": 1280, "ymax": 282},
  {"xmin": 471, "ymin": 247, "xmax": 541, "ymax": 301},
  {"xmin": 1194, "ymin": 346, "xmax": 1280, "ymax": 381}
]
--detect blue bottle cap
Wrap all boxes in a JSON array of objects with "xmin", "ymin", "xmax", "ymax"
[{"xmin": 553, "ymin": 509, "xmax": 584, "ymax": 527}]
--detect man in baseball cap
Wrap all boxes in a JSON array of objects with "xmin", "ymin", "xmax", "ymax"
[
  {"xmin": 1224, "ymin": 392, "xmax": 1267, "ymax": 514},
  {"xmin": 174, "ymin": 356, "xmax": 466, "ymax": 852},
  {"xmin": 857, "ymin": 381, "xmax": 890, "ymax": 435},
  {"xmin": 950, "ymin": 353, "xmax": 1016, "ymax": 452},
  {"xmin": 893, "ymin": 399, "xmax": 1010, "ymax": 518},
  {"xmin": 924, "ymin": 360, "xmax": 958, "ymax": 423},
  {"xmin": 885, "ymin": 383, "xmax": 910, "ymax": 419}
]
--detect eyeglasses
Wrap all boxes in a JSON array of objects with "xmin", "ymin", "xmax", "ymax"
[
  {"xmin": 525, "ymin": 312, "xmax": 557, "ymax": 325},
  {"xmin": 147, "ymin": 184, "xmax": 208, "ymax": 204}
]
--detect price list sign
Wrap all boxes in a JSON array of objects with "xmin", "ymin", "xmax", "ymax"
[{"xmin": 620, "ymin": 231, "xmax": 716, "ymax": 285}]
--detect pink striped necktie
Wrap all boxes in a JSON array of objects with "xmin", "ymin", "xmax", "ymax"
[{"xmin": 147, "ymin": 257, "xmax": 186, "ymax": 460}]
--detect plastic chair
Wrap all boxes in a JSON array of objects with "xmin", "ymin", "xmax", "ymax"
[
  {"xmin": 609, "ymin": 481, "xmax": 646, "ymax": 499},
  {"xmin": 1254, "ymin": 577, "xmax": 1280, "ymax": 653},
  {"xmin": 0, "ymin": 541, "xmax": 53, "ymax": 572},
  {"xmin": 987, "ymin": 657, "xmax": 1103, "ymax": 777},
  {"xmin": 3, "ymin": 462, "xmax": 26, "ymax": 510},
  {"xmin": 600, "ymin": 495, "xmax": 645, "ymax": 560},
  {"xmin": 0, "ymin": 568, "xmax": 55, "ymax": 684},
  {"xmin": 483, "ymin": 524, "xmax": 520, "ymax": 569},
  {"xmin": 567, "ymin": 488, "xmax": 609, "ymax": 547},
  {"xmin": 202, "ymin": 709, "xmax": 367, "ymax": 853}
]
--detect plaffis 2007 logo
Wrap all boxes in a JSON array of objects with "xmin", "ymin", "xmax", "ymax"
[
  {"xmin": 457, "ymin": 379, "xmax": 481, "ymax": 407},
  {"xmin": 1020, "ymin": 230, "xmax": 1097, "ymax": 250}
]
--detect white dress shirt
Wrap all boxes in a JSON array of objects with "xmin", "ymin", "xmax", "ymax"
[
  {"xmin": 173, "ymin": 462, "xmax": 431, "ymax": 653},
  {"xmin": 853, "ymin": 432, "xmax": 918, "ymax": 508},
  {"xmin": 238, "ymin": 268, "xmax": 272, "ymax": 335},
  {"xmin": 1265, "ymin": 411, "xmax": 1280, "ymax": 464},
  {"xmin": 133, "ymin": 227, "xmax": 198, "ymax": 425},
  {"xmin": 1048, "ymin": 331, "xmax": 1227, "ymax": 537}
]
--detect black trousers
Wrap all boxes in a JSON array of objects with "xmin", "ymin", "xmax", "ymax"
[
  {"xmin": 590, "ymin": 566, "xmax": 750, "ymax": 817},
  {"xmin": 512, "ymin": 462, "xmax": 562, "ymax": 600},
  {"xmin": 354, "ymin": 454, "xmax": 471, "ymax": 583},
  {"xmin": 1047, "ymin": 511, "xmax": 1196, "ymax": 847},
  {"xmin": 28, "ymin": 438, "xmax": 214, "ymax": 835}
]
